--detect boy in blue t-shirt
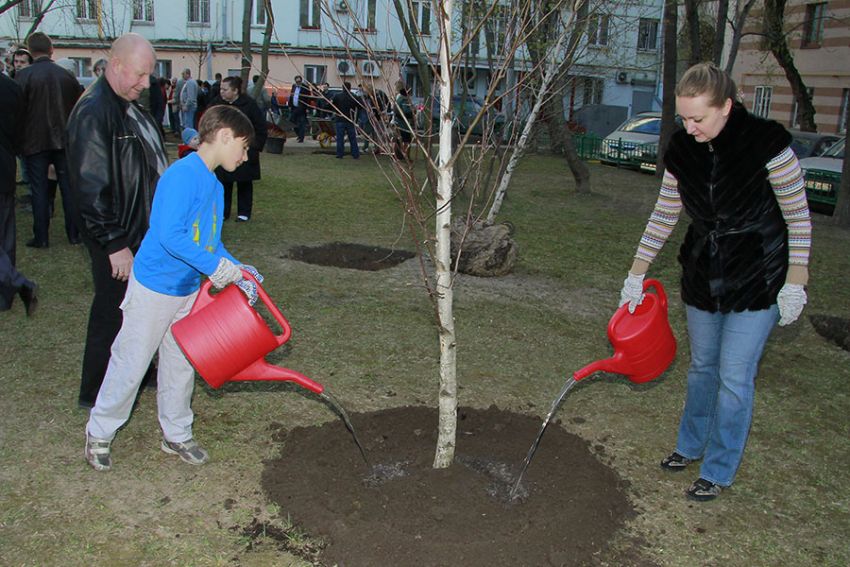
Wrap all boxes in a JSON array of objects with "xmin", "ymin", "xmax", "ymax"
[{"xmin": 85, "ymin": 105, "xmax": 262, "ymax": 472}]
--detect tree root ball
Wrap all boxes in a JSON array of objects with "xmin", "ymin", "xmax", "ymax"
[{"xmin": 451, "ymin": 220, "xmax": 519, "ymax": 277}]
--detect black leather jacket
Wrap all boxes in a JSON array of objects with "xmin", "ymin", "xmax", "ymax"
[
  {"xmin": 66, "ymin": 76, "xmax": 165, "ymax": 254},
  {"xmin": 14, "ymin": 56, "xmax": 81, "ymax": 156}
]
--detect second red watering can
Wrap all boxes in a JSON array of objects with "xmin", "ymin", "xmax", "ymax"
[
  {"xmin": 171, "ymin": 271, "xmax": 324, "ymax": 394},
  {"xmin": 573, "ymin": 278, "xmax": 676, "ymax": 384}
]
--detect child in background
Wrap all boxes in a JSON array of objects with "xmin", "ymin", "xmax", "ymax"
[
  {"xmin": 85, "ymin": 106, "xmax": 264, "ymax": 472},
  {"xmin": 178, "ymin": 127, "xmax": 200, "ymax": 159}
]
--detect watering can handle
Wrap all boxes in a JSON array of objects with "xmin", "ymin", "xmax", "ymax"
[
  {"xmin": 242, "ymin": 270, "xmax": 293, "ymax": 347},
  {"xmin": 643, "ymin": 278, "xmax": 667, "ymax": 309},
  {"xmin": 190, "ymin": 272, "xmax": 293, "ymax": 347}
]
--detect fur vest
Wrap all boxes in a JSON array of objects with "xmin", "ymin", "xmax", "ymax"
[{"xmin": 663, "ymin": 103, "xmax": 791, "ymax": 313}]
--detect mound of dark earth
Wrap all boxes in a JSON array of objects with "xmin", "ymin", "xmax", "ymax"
[{"xmin": 286, "ymin": 242, "xmax": 415, "ymax": 271}]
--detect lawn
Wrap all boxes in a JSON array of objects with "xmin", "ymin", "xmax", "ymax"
[{"xmin": 1, "ymin": 144, "xmax": 848, "ymax": 566}]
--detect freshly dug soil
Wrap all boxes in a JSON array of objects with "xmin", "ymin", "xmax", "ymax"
[
  {"xmin": 286, "ymin": 242, "xmax": 415, "ymax": 271},
  {"xmin": 262, "ymin": 405, "xmax": 641, "ymax": 566},
  {"xmin": 809, "ymin": 314, "xmax": 850, "ymax": 352}
]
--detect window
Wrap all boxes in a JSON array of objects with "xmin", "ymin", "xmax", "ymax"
[
  {"xmin": 406, "ymin": 73, "xmax": 424, "ymax": 98},
  {"xmin": 410, "ymin": 1, "xmax": 431, "ymax": 35},
  {"xmin": 802, "ymin": 3, "xmax": 827, "ymax": 48},
  {"xmin": 188, "ymin": 0, "xmax": 210, "ymax": 24},
  {"xmin": 791, "ymin": 87, "xmax": 814, "ymax": 128},
  {"xmin": 587, "ymin": 13, "xmax": 609, "ymax": 47},
  {"xmin": 353, "ymin": 0, "xmax": 377, "ymax": 31},
  {"xmin": 155, "ymin": 60, "xmax": 172, "ymax": 79},
  {"xmin": 254, "ymin": 0, "xmax": 266, "ymax": 26},
  {"xmin": 18, "ymin": 0, "xmax": 41, "ymax": 18},
  {"xmin": 753, "ymin": 86, "xmax": 772, "ymax": 118},
  {"xmin": 839, "ymin": 89, "xmax": 849, "ymax": 134},
  {"xmin": 637, "ymin": 18, "xmax": 659, "ymax": 51},
  {"xmin": 76, "ymin": 0, "xmax": 96, "ymax": 19},
  {"xmin": 133, "ymin": 0, "xmax": 154, "ymax": 22},
  {"xmin": 70, "ymin": 57, "xmax": 91, "ymax": 77},
  {"xmin": 300, "ymin": 0, "xmax": 321, "ymax": 29},
  {"xmin": 582, "ymin": 77, "xmax": 604, "ymax": 105},
  {"xmin": 304, "ymin": 65, "xmax": 327, "ymax": 85}
]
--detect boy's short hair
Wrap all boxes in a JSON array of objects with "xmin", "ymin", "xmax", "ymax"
[
  {"xmin": 198, "ymin": 105, "xmax": 254, "ymax": 146},
  {"xmin": 26, "ymin": 32, "xmax": 52, "ymax": 56}
]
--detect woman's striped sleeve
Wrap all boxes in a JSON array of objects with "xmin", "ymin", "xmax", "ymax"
[
  {"xmin": 635, "ymin": 169, "xmax": 682, "ymax": 264},
  {"xmin": 767, "ymin": 147, "xmax": 811, "ymax": 266}
]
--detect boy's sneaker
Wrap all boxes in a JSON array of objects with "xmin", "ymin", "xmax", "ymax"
[
  {"xmin": 85, "ymin": 434, "xmax": 112, "ymax": 471},
  {"xmin": 161, "ymin": 438, "xmax": 209, "ymax": 465},
  {"xmin": 686, "ymin": 478, "xmax": 722, "ymax": 501},
  {"xmin": 660, "ymin": 451, "xmax": 693, "ymax": 471}
]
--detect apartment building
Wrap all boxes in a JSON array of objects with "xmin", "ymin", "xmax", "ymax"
[{"xmin": 733, "ymin": 0, "xmax": 850, "ymax": 134}]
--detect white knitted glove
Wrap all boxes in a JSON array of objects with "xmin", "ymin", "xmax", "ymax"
[
  {"xmin": 239, "ymin": 264, "xmax": 264, "ymax": 284},
  {"xmin": 234, "ymin": 279, "xmax": 258, "ymax": 306},
  {"xmin": 209, "ymin": 257, "xmax": 242, "ymax": 289},
  {"xmin": 619, "ymin": 272, "xmax": 645, "ymax": 314},
  {"xmin": 777, "ymin": 283, "xmax": 807, "ymax": 326}
]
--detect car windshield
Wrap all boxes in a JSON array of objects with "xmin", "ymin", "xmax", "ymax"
[
  {"xmin": 620, "ymin": 116, "xmax": 661, "ymax": 135},
  {"xmin": 790, "ymin": 137, "xmax": 816, "ymax": 157},
  {"xmin": 822, "ymin": 138, "xmax": 845, "ymax": 158}
]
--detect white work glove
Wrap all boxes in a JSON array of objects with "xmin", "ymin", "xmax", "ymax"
[
  {"xmin": 619, "ymin": 272, "xmax": 645, "ymax": 314},
  {"xmin": 239, "ymin": 264, "xmax": 264, "ymax": 284},
  {"xmin": 777, "ymin": 283, "xmax": 807, "ymax": 326},
  {"xmin": 234, "ymin": 279, "xmax": 258, "ymax": 306},
  {"xmin": 209, "ymin": 257, "xmax": 242, "ymax": 289}
]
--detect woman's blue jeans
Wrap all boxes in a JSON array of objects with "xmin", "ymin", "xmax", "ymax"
[{"xmin": 676, "ymin": 305, "xmax": 778, "ymax": 487}]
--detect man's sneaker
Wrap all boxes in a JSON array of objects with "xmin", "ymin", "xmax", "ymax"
[
  {"xmin": 660, "ymin": 451, "xmax": 694, "ymax": 471},
  {"xmin": 85, "ymin": 434, "xmax": 112, "ymax": 471},
  {"xmin": 161, "ymin": 438, "xmax": 209, "ymax": 465},
  {"xmin": 686, "ymin": 478, "xmax": 722, "ymax": 501},
  {"xmin": 235, "ymin": 215, "xmax": 249, "ymax": 222}
]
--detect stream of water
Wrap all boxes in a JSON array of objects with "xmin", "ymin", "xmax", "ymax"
[
  {"xmin": 320, "ymin": 390, "xmax": 371, "ymax": 468},
  {"xmin": 509, "ymin": 377, "xmax": 578, "ymax": 500}
]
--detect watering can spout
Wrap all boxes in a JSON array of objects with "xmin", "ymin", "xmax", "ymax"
[
  {"xmin": 572, "ymin": 355, "xmax": 628, "ymax": 382},
  {"xmin": 231, "ymin": 358, "xmax": 325, "ymax": 394}
]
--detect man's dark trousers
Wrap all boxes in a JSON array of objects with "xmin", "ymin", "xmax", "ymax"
[
  {"xmin": 23, "ymin": 149, "xmax": 78, "ymax": 246},
  {"xmin": 0, "ymin": 192, "xmax": 34, "ymax": 309},
  {"xmin": 335, "ymin": 122, "xmax": 360, "ymax": 159},
  {"xmin": 292, "ymin": 107, "xmax": 308, "ymax": 142}
]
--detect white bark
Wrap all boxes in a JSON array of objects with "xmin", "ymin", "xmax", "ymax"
[
  {"xmin": 432, "ymin": 0, "xmax": 457, "ymax": 470},
  {"xmin": 486, "ymin": 13, "xmax": 572, "ymax": 225}
]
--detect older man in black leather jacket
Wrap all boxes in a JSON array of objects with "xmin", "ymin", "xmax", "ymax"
[{"xmin": 66, "ymin": 33, "xmax": 168, "ymax": 409}]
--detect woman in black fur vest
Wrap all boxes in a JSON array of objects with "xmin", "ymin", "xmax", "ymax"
[{"xmin": 619, "ymin": 63, "xmax": 812, "ymax": 501}]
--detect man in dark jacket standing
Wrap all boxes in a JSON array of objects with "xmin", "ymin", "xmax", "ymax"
[
  {"xmin": 287, "ymin": 75, "xmax": 310, "ymax": 142},
  {"xmin": 208, "ymin": 76, "xmax": 268, "ymax": 221},
  {"xmin": 66, "ymin": 33, "xmax": 168, "ymax": 409},
  {"xmin": 14, "ymin": 32, "xmax": 81, "ymax": 248},
  {"xmin": 332, "ymin": 82, "xmax": 360, "ymax": 159},
  {"xmin": 0, "ymin": 73, "xmax": 37, "ymax": 316}
]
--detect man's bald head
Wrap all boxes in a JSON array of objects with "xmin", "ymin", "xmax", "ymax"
[{"xmin": 106, "ymin": 33, "xmax": 156, "ymax": 101}]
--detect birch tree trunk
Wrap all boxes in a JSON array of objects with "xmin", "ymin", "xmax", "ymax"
[{"xmin": 432, "ymin": 0, "xmax": 457, "ymax": 470}]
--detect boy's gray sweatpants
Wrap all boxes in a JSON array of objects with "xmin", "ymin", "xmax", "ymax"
[{"xmin": 87, "ymin": 273, "xmax": 199, "ymax": 443}]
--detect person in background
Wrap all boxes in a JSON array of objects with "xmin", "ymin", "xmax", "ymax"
[
  {"xmin": 288, "ymin": 75, "xmax": 310, "ymax": 142},
  {"xmin": 12, "ymin": 48, "xmax": 33, "ymax": 78},
  {"xmin": 84, "ymin": 105, "xmax": 262, "ymax": 472},
  {"xmin": 210, "ymin": 72, "xmax": 222, "ymax": 101},
  {"xmin": 0, "ymin": 72, "xmax": 37, "ymax": 316},
  {"xmin": 179, "ymin": 68, "xmax": 198, "ymax": 131},
  {"xmin": 66, "ymin": 33, "xmax": 168, "ymax": 410},
  {"xmin": 178, "ymin": 127, "xmax": 200, "ymax": 159},
  {"xmin": 207, "ymin": 76, "xmax": 267, "ymax": 222},
  {"xmin": 314, "ymin": 82, "xmax": 331, "ymax": 119},
  {"xmin": 619, "ymin": 62, "xmax": 811, "ymax": 502},
  {"xmin": 14, "ymin": 32, "xmax": 81, "ymax": 248},
  {"xmin": 332, "ymin": 82, "xmax": 360, "ymax": 160},
  {"xmin": 92, "ymin": 58, "xmax": 107, "ymax": 78},
  {"xmin": 167, "ymin": 77, "xmax": 180, "ymax": 135},
  {"xmin": 392, "ymin": 80, "xmax": 414, "ymax": 161}
]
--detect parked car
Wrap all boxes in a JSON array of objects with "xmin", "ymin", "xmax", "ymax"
[
  {"xmin": 600, "ymin": 112, "xmax": 662, "ymax": 169},
  {"xmin": 415, "ymin": 95, "xmax": 505, "ymax": 137},
  {"xmin": 788, "ymin": 129, "xmax": 841, "ymax": 159},
  {"xmin": 799, "ymin": 136, "xmax": 844, "ymax": 215}
]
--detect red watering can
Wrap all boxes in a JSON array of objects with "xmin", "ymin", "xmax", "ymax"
[
  {"xmin": 171, "ymin": 271, "xmax": 323, "ymax": 394},
  {"xmin": 573, "ymin": 278, "xmax": 676, "ymax": 383}
]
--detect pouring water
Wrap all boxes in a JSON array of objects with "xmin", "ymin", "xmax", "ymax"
[
  {"xmin": 320, "ymin": 390, "xmax": 371, "ymax": 469},
  {"xmin": 509, "ymin": 377, "xmax": 577, "ymax": 500}
]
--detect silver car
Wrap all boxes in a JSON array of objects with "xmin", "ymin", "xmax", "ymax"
[
  {"xmin": 799, "ymin": 137, "xmax": 844, "ymax": 215},
  {"xmin": 600, "ymin": 112, "xmax": 661, "ymax": 168}
]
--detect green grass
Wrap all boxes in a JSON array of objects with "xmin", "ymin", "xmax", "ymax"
[{"xmin": 1, "ymin": 146, "xmax": 848, "ymax": 566}]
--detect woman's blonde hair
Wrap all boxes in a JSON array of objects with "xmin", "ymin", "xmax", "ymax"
[{"xmin": 675, "ymin": 62, "xmax": 738, "ymax": 108}]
